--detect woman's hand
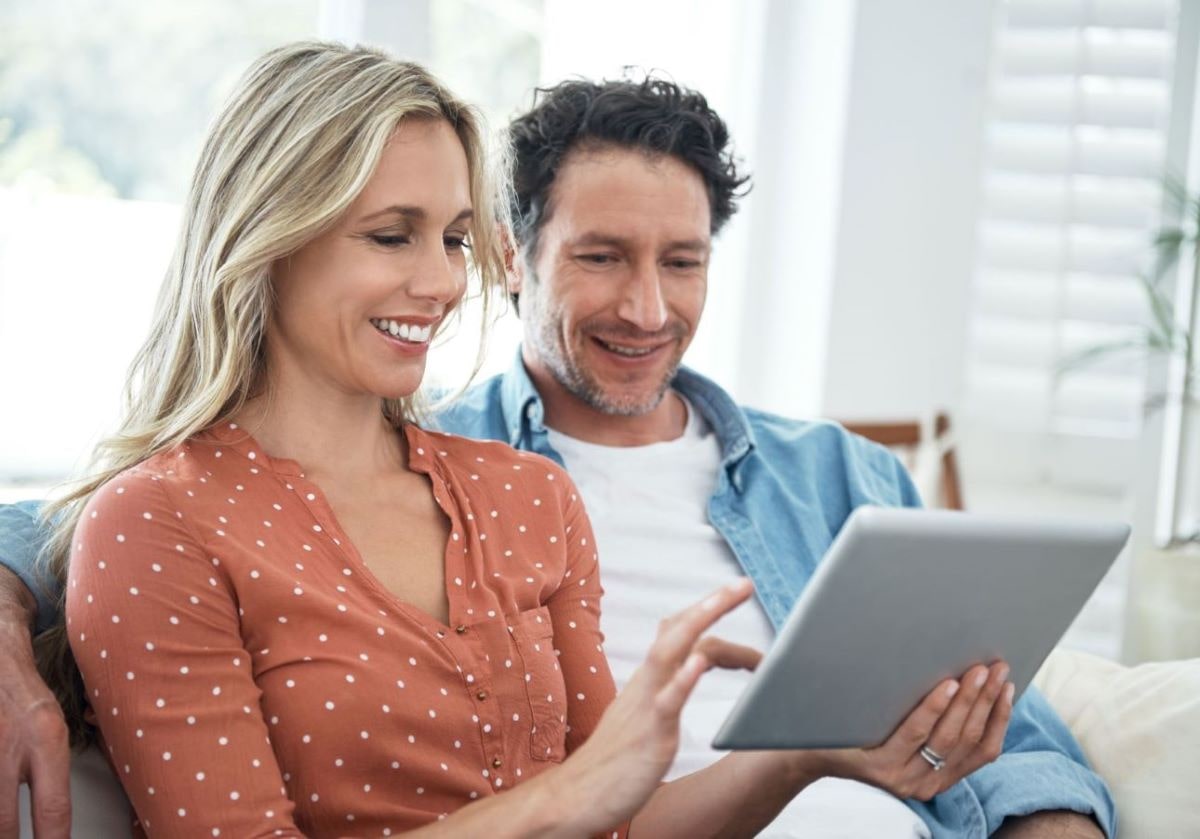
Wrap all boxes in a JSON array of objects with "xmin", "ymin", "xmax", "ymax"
[
  {"xmin": 811, "ymin": 660, "xmax": 1015, "ymax": 801},
  {"xmin": 542, "ymin": 578, "xmax": 760, "ymax": 835}
]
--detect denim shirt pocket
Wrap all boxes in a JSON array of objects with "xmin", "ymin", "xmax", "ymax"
[{"xmin": 511, "ymin": 605, "xmax": 567, "ymax": 762}]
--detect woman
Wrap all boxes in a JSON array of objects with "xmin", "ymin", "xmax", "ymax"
[{"xmin": 42, "ymin": 42, "xmax": 1010, "ymax": 837}]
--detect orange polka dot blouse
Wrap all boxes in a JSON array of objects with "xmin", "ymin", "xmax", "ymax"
[{"xmin": 67, "ymin": 422, "xmax": 626, "ymax": 838}]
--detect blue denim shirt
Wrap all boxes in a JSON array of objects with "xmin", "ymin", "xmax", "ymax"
[
  {"xmin": 438, "ymin": 355, "xmax": 1117, "ymax": 839},
  {"xmin": 1, "ymin": 353, "xmax": 1115, "ymax": 837}
]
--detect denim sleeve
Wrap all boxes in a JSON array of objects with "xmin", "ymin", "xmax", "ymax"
[
  {"xmin": 0, "ymin": 500, "xmax": 60, "ymax": 635},
  {"xmin": 908, "ymin": 684, "xmax": 1116, "ymax": 838}
]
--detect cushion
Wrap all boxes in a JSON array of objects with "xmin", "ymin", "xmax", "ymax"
[{"xmin": 1033, "ymin": 648, "xmax": 1200, "ymax": 837}]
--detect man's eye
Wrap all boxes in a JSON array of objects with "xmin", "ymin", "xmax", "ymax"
[
  {"xmin": 667, "ymin": 259, "xmax": 701, "ymax": 270},
  {"xmin": 579, "ymin": 254, "xmax": 615, "ymax": 265},
  {"xmin": 369, "ymin": 234, "xmax": 409, "ymax": 247}
]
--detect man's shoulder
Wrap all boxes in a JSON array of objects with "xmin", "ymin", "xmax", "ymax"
[
  {"xmin": 736, "ymin": 405, "xmax": 917, "ymax": 505},
  {"xmin": 430, "ymin": 374, "xmax": 509, "ymax": 441},
  {"xmin": 740, "ymin": 405, "xmax": 895, "ymax": 465}
]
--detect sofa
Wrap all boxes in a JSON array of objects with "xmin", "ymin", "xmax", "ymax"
[{"xmin": 19, "ymin": 647, "xmax": 1200, "ymax": 838}]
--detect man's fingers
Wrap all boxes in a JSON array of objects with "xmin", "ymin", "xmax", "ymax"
[
  {"xmin": 971, "ymin": 681, "xmax": 1015, "ymax": 769},
  {"xmin": 885, "ymin": 679, "xmax": 960, "ymax": 754},
  {"xmin": 27, "ymin": 710, "xmax": 72, "ymax": 839},
  {"xmin": 649, "ymin": 579, "xmax": 754, "ymax": 672},
  {"xmin": 957, "ymin": 662, "xmax": 1010, "ymax": 750},
  {"xmin": 923, "ymin": 664, "xmax": 989, "ymax": 760},
  {"xmin": 693, "ymin": 637, "xmax": 762, "ymax": 672},
  {"xmin": 0, "ymin": 765, "xmax": 20, "ymax": 839}
]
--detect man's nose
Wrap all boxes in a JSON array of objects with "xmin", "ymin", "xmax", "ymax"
[{"xmin": 615, "ymin": 262, "xmax": 668, "ymax": 333}]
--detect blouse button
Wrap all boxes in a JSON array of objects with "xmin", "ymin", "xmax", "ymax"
[
  {"xmin": 476, "ymin": 690, "xmax": 488, "ymax": 701},
  {"xmin": 456, "ymin": 625, "xmax": 468, "ymax": 635},
  {"xmin": 492, "ymin": 758, "xmax": 503, "ymax": 768}
]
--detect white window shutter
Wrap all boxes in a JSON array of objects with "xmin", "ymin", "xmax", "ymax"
[{"xmin": 963, "ymin": 0, "xmax": 1182, "ymax": 494}]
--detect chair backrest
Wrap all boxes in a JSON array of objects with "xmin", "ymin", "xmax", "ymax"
[{"xmin": 837, "ymin": 412, "xmax": 964, "ymax": 510}]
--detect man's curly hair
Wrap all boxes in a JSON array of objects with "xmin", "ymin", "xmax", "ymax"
[{"xmin": 507, "ymin": 76, "xmax": 751, "ymax": 262}]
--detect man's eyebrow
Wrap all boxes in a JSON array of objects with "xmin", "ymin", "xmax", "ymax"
[
  {"xmin": 569, "ymin": 232, "xmax": 710, "ymax": 251},
  {"xmin": 359, "ymin": 205, "xmax": 474, "ymax": 224}
]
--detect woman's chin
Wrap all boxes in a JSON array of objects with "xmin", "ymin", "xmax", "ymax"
[{"xmin": 372, "ymin": 375, "xmax": 424, "ymax": 402}]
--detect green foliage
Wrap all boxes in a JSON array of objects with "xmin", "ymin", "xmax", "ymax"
[{"xmin": 1060, "ymin": 173, "xmax": 1200, "ymax": 407}]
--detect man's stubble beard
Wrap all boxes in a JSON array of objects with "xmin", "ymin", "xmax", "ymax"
[{"xmin": 526, "ymin": 296, "xmax": 682, "ymax": 419}]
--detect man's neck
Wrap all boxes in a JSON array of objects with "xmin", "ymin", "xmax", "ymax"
[{"xmin": 521, "ymin": 349, "xmax": 687, "ymax": 447}]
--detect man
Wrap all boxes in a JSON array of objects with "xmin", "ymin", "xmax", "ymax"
[{"xmin": 1, "ymin": 77, "xmax": 1113, "ymax": 838}]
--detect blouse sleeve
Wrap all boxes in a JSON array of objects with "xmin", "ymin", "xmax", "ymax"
[
  {"xmin": 542, "ymin": 469, "xmax": 631, "ymax": 839},
  {"xmin": 67, "ymin": 471, "xmax": 306, "ymax": 839},
  {"xmin": 543, "ymin": 468, "xmax": 617, "ymax": 755}
]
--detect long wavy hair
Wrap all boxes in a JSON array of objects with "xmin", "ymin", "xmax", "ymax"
[{"xmin": 34, "ymin": 41, "xmax": 509, "ymax": 746}]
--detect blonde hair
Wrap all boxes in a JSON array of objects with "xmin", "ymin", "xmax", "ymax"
[{"xmin": 35, "ymin": 41, "xmax": 509, "ymax": 745}]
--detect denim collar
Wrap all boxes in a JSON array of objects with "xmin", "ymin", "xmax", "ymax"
[{"xmin": 498, "ymin": 347, "xmax": 757, "ymax": 487}]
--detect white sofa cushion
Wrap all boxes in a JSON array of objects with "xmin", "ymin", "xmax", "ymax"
[{"xmin": 1034, "ymin": 648, "xmax": 1200, "ymax": 838}]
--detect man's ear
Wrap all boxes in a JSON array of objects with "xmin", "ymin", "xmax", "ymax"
[{"xmin": 500, "ymin": 224, "xmax": 525, "ymax": 296}]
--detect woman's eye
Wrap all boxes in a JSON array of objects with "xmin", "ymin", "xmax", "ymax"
[
  {"xmin": 444, "ymin": 235, "xmax": 471, "ymax": 251},
  {"xmin": 369, "ymin": 234, "xmax": 409, "ymax": 247}
]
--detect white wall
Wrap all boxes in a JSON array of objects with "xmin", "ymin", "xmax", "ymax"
[{"xmin": 819, "ymin": 0, "xmax": 996, "ymax": 421}]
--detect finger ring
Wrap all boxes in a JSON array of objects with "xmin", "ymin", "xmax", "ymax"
[{"xmin": 919, "ymin": 744, "xmax": 947, "ymax": 772}]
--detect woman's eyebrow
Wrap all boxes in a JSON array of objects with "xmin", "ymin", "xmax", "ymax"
[{"xmin": 359, "ymin": 205, "xmax": 474, "ymax": 224}]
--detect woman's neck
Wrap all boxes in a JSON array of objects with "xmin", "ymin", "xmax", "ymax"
[{"xmin": 233, "ymin": 364, "xmax": 407, "ymax": 482}]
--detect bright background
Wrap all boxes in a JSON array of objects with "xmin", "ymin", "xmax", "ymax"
[{"xmin": 2, "ymin": 0, "xmax": 1199, "ymax": 663}]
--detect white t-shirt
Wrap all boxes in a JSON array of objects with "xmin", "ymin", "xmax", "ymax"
[{"xmin": 546, "ymin": 396, "xmax": 930, "ymax": 839}]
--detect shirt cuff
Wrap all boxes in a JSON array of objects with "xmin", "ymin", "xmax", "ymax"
[
  {"xmin": 0, "ymin": 500, "xmax": 58, "ymax": 636},
  {"xmin": 965, "ymin": 750, "xmax": 1117, "ymax": 837}
]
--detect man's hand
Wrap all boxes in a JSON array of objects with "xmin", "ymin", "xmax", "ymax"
[
  {"xmin": 0, "ymin": 565, "xmax": 71, "ymax": 839},
  {"xmin": 995, "ymin": 810, "xmax": 1106, "ymax": 838}
]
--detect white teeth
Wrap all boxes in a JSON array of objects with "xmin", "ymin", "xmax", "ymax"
[
  {"xmin": 600, "ymin": 339, "xmax": 653, "ymax": 357},
  {"xmin": 371, "ymin": 318, "xmax": 434, "ymax": 344}
]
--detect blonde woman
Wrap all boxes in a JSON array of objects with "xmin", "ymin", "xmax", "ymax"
[{"xmin": 41, "ymin": 42, "xmax": 1004, "ymax": 838}]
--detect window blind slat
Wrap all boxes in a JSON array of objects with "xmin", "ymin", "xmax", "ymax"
[
  {"xmin": 1006, "ymin": 0, "xmax": 1172, "ymax": 31},
  {"xmin": 993, "ymin": 76, "xmax": 1168, "ymax": 130},
  {"xmin": 1000, "ymin": 28, "xmax": 1172, "ymax": 79},
  {"xmin": 986, "ymin": 125, "xmax": 1165, "ymax": 177},
  {"xmin": 982, "ymin": 172, "xmax": 1161, "ymax": 227}
]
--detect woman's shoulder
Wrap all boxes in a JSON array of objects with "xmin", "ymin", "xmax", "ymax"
[
  {"xmin": 77, "ymin": 445, "xmax": 209, "ymax": 533},
  {"xmin": 409, "ymin": 425, "xmax": 565, "ymax": 472},
  {"xmin": 407, "ymin": 425, "xmax": 575, "ymax": 495}
]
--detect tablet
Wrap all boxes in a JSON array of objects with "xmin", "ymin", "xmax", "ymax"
[{"xmin": 711, "ymin": 506, "xmax": 1129, "ymax": 750}]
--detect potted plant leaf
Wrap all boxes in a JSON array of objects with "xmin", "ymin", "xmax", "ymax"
[{"xmin": 1061, "ymin": 176, "xmax": 1200, "ymax": 661}]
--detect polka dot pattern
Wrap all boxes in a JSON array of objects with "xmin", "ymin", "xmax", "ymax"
[{"xmin": 66, "ymin": 423, "xmax": 625, "ymax": 837}]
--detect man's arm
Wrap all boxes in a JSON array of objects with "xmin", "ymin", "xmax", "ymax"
[
  {"xmin": 0, "ymin": 563, "xmax": 71, "ymax": 838},
  {"xmin": 0, "ymin": 502, "xmax": 71, "ymax": 837},
  {"xmin": 996, "ymin": 809, "xmax": 1105, "ymax": 838},
  {"xmin": 852, "ymin": 441, "xmax": 1118, "ymax": 838},
  {"xmin": 0, "ymin": 501, "xmax": 60, "ymax": 635}
]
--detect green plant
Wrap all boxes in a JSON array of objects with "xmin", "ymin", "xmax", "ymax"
[{"xmin": 1060, "ymin": 175, "xmax": 1200, "ymax": 412}]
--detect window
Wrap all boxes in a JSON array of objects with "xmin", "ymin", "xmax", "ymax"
[
  {"xmin": 0, "ymin": 1, "xmax": 544, "ymax": 494},
  {"xmin": 963, "ymin": 0, "xmax": 1182, "ymax": 496}
]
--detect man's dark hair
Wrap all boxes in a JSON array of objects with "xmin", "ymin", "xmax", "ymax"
[{"xmin": 507, "ymin": 76, "xmax": 751, "ymax": 261}]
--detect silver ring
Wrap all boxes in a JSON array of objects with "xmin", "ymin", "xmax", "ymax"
[{"xmin": 919, "ymin": 745, "xmax": 947, "ymax": 772}]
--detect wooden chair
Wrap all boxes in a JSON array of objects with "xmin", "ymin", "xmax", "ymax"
[{"xmin": 837, "ymin": 412, "xmax": 964, "ymax": 510}]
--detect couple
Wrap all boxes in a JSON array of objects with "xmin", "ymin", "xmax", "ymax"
[{"xmin": 0, "ymin": 42, "xmax": 1113, "ymax": 838}]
